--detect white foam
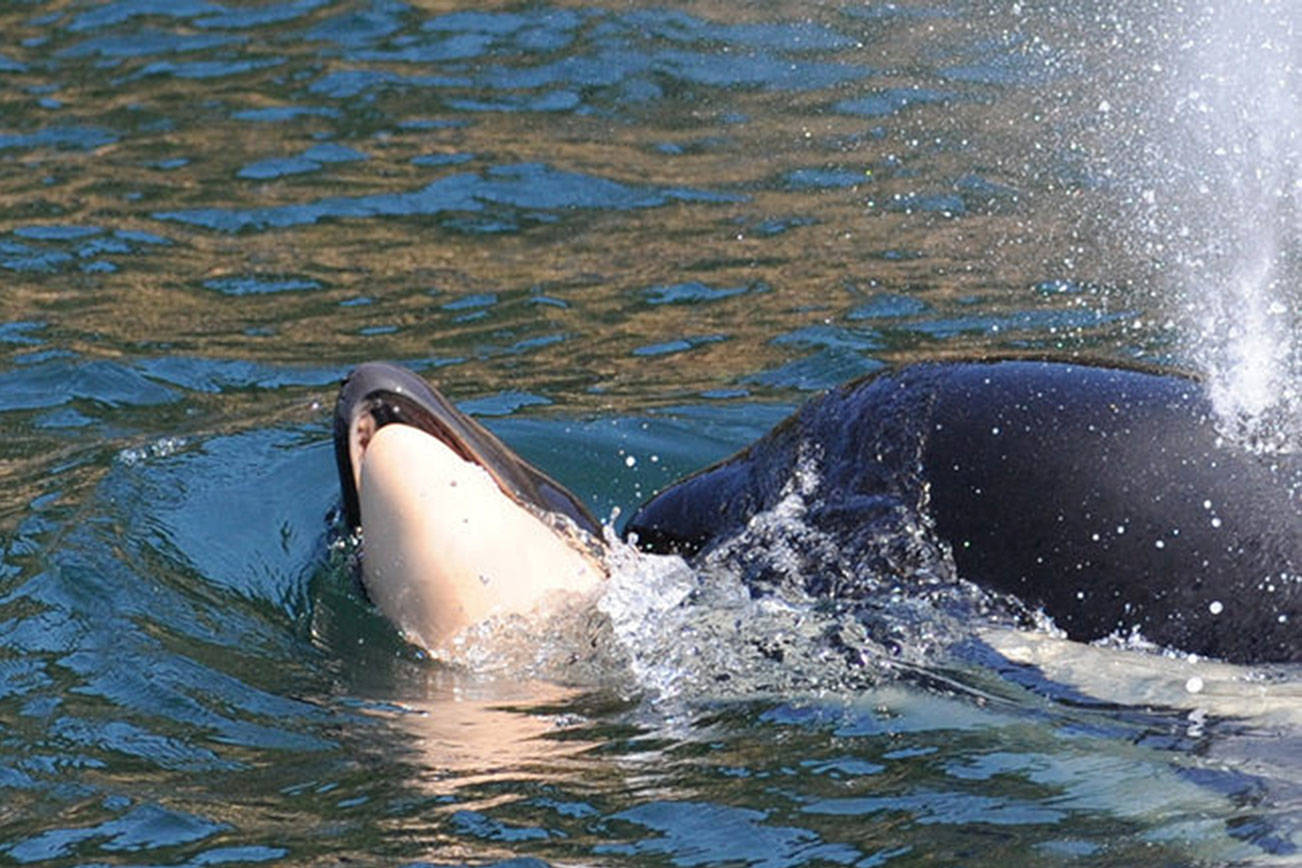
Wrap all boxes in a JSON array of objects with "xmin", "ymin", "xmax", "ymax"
[{"xmin": 117, "ymin": 436, "xmax": 189, "ymax": 466}]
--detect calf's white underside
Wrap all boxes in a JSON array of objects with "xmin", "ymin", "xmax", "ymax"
[{"xmin": 359, "ymin": 423, "xmax": 604, "ymax": 650}]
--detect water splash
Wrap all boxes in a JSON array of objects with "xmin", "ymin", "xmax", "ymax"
[
  {"xmin": 587, "ymin": 452, "xmax": 884, "ymax": 704},
  {"xmin": 595, "ymin": 447, "xmax": 1003, "ymax": 706},
  {"xmin": 597, "ymin": 528, "xmax": 890, "ymax": 707},
  {"xmin": 1201, "ymin": 256, "xmax": 1299, "ymax": 452},
  {"xmin": 1111, "ymin": 0, "xmax": 1302, "ymax": 449},
  {"xmin": 116, "ymin": 436, "xmax": 190, "ymax": 466},
  {"xmin": 1177, "ymin": 0, "xmax": 1301, "ymax": 451}
]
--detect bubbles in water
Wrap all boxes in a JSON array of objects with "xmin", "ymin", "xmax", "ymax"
[
  {"xmin": 591, "ymin": 454, "xmax": 903, "ymax": 704},
  {"xmin": 594, "ymin": 447, "xmax": 1008, "ymax": 706}
]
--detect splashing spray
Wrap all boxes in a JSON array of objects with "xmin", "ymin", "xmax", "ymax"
[
  {"xmin": 1158, "ymin": 0, "xmax": 1300, "ymax": 450},
  {"xmin": 1064, "ymin": 0, "xmax": 1300, "ymax": 449}
]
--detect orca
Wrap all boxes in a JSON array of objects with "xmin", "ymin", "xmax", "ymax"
[
  {"xmin": 335, "ymin": 359, "xmax": 1300, "ymax": 663},
  {"xmin": 333, "ymin": 362, "xmax": 605, "ymax": 650},
  {"xmin": 626, "ymin": 359, "xmax": 1301, "ymax": 664}
]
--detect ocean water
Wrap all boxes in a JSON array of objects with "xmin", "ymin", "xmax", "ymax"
[{"xmin": 0, "ymin": 0, "xmax": 1299, "ymax": 864}]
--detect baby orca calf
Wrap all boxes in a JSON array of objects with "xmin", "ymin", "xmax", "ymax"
[
  {"xmin": 335, "ymin": 359, "xmax": 1300, "ymax": 663},
  {"xmin": 626, "ymin": 359, "xmax": 1301, "ymax": 664},
  {"xmin": 334, "ymin": 362, "xmax": 605, "ymax": 650}
]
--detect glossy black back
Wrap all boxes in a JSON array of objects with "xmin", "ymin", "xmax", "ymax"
[{"xmin": 626, "ymin": 360, "xmax": 1302, "ymax": 663}]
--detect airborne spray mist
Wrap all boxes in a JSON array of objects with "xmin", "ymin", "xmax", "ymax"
[{"xmin": 1109, "ymin": 0, "xmax": 1301, "ymax": 451}]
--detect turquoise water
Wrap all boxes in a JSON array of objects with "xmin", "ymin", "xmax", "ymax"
[{"xmin": 1, "ymin": 0, "xmax": 1299, "ymax": 864}]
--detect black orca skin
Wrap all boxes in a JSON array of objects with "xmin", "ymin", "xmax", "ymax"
[{"xmin": 624, "ymin": 359, "xmax": 1302, "ymax": 664}]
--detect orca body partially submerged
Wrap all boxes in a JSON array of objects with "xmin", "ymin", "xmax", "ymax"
[
  {"xmin": 335, "ymin": 362, "xmax": 601, "ymax": 537},
  {"xmin": 334, "ymin": 363, "xmax": 605, "ymax": 649},
  {"xmin": 335, "ymin": 359, "xmax": 1301, "ymax": 664}
]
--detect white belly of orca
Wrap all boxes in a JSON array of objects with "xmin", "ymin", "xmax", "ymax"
[
  {"xmin": 359, "ymin": 423, "xmax": 605, "ymax": 651},
  {"xmin": 981, "ymin": 627, "xmax": 1302, "ymax": 726}
]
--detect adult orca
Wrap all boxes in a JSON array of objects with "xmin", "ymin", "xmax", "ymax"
[
  {"xmin": 626, "ymin": 358, "xmax": 1301, "ymax": 664},
  {"xmin": 334, "ymin": 362, "xmax": 605, "ymax": 649},
  {"xmin": 335, "ymin": 359, "xmax": 1300, "ymax": 664}
]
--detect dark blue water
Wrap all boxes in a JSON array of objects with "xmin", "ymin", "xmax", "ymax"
[{"xmin": 2, "ymin": 0, "xmax": 1299, "ymax": 863}]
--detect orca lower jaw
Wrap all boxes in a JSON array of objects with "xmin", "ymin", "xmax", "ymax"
[
  {"xmin": 357, "ymin": 421, "xmax": 606, "ymax": 651},
  {"xmin": 340, "ymin": 390, "xmax": 491, "ymax": 526},
  {"xmin": 332, "ymin": 363, "xmax": 608, "ymax": 651}
]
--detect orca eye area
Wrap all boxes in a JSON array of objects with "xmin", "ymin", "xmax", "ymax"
[{"xmin": 364, "ymin": 395, "xmax": 409, "ymax": 428}]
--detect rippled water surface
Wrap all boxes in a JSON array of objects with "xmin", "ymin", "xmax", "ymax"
[{"xmin": 2, "ymin": 0, "xmax": 1300, "ymax": 864}]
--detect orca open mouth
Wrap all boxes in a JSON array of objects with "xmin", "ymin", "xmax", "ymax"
[{"xmin": 333, "ymin": 362, "xmax": 601, "ymax": 538}]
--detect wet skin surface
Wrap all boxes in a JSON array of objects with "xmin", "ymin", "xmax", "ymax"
[{"xmin": 627, "ymin": 359, "xmax": 1302, "ymax": 663}]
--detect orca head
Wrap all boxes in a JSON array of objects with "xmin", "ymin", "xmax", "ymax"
[
  {"xmin": 332, "ymin": 362, "xmax": 605, "ymax": 649},
  {"xmin": 334, "ymin": 362, "xmax": 601, "ymax": 537}
]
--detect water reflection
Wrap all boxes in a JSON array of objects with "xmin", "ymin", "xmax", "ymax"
[
  {"xmin": 0, "ymin": 0, "xmax": 1149, "ymax": 420},
  {"xmin": 361, "ymin": 677, "xmax": 601, "ymax": 793}
]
